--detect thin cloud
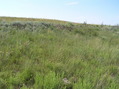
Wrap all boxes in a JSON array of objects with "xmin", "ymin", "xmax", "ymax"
[{"xmin": 66, "ymin": 2, "xmax": 79, "ymax": 6}]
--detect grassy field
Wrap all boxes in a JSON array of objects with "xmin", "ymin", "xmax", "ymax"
[{"xmin": 0, "ymin": 17, "xmax": 119, "ymax": 89}]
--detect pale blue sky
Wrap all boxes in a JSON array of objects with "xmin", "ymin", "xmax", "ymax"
[{"xmin": 0, "ymin": 0, "xmax": 119, "ymax": 25}]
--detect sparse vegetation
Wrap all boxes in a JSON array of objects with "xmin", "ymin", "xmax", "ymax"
[{"xmin": 0, "ymin": 17, "xmax": 119, "ymax": 89}]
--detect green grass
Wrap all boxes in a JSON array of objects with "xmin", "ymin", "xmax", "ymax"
[{"xmin": 0, "ymin": 17, "xmax": 119, "ymax": 89}]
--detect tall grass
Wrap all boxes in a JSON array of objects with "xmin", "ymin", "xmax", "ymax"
[{"xmin": 0, "ymin": 17, "xmax": 119, "ymax": 89}]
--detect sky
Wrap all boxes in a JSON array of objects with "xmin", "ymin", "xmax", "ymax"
[{"xmin": 0, "ymin": 0, "xmax": 119, "ymax": 25}]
